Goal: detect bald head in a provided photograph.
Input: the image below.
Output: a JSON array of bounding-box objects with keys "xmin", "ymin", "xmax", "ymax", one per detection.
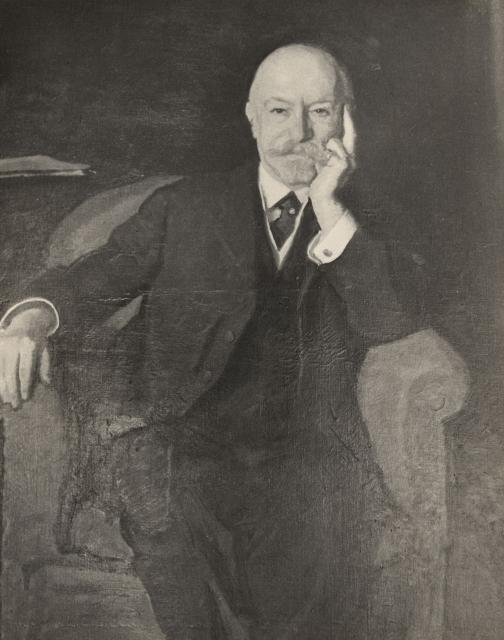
[
  {"xmin": 248, "ymin": 44, "xmax": 352, "ymax": 108},
  {"xmin": 246, "ymin": 44, "xmax": 354, "ymax": 189}
]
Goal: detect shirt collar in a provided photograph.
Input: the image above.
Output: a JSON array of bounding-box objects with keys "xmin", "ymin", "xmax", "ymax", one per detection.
[{"xmin": 258, "ymin": 164, "xmax": 310, "ymax": 210}]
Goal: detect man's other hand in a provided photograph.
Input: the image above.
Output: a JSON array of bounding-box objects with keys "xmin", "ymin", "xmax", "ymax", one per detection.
[
  {"xmin": 0, "ymin": 308, "xmax": 53, "ymax": 409},
  {"xmin": 310, "ymin": 105, "xmax": 357, "ymax": 233}
]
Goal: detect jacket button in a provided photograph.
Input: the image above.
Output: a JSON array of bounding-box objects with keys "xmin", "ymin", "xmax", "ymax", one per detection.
[
  {"xmin": 224, "ymin": 330, "xmax": 235, "ymax": 343},
  {"xmin": 203, "ymin": 369, "xmax": 213, "ymax": 382}
]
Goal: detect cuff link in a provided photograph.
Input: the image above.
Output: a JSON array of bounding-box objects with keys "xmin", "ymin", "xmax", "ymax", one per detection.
[{"xmin": 322, "ymin": 248, "xmax": 333, "ymax": 258}]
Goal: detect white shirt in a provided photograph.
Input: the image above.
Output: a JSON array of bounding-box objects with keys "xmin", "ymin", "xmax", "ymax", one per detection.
[
  {"xmin": 0, "ymin": 167, "xmax": 358, "ymax": 333},
  {"xmin": 258, "ymin": 164, "xmax": 358, "ymax": 269}
]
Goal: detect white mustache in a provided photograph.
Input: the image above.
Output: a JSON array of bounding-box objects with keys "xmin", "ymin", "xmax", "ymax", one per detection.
[{"xmin": 269, "ymin": 143, "xmax": 327, "ymax": 163}]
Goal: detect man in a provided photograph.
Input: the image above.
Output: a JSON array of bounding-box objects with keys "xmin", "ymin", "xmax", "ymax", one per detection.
[{"xmin": 0, "ymin": 44, "xmax": 424, "ymax": 638}]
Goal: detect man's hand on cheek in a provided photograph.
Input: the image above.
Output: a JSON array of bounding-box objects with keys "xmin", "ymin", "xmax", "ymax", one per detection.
[{"xmin": 309, "ymin": 105, "xmax": 356, "ymax": 233}]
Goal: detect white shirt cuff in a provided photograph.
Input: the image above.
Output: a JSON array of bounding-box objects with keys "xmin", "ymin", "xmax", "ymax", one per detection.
[
  {"xmin": 307, "ymin": 211, "xmax": 359, "ymax": 265},
  {"xmin": 0, "ymin": 298, "xmax": 60, "ymax": 336}
]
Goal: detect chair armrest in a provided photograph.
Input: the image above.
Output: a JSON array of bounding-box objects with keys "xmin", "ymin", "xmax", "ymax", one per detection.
[
  {"xmin": 358, "ymin": 328, "xmax": 469, "ymax": 423},
  {"xmin": 357, "ymin": 328, "xmax": 469, "ymax": 510}
]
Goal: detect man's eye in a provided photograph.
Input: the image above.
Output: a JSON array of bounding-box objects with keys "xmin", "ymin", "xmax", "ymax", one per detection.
[
  {"xmin": 311, "ymin": 108, "xmax": 330, "ymax": 117},
  {"xmin": 270, "ymin": 108, "xmax": 287, "ymax": 115}
]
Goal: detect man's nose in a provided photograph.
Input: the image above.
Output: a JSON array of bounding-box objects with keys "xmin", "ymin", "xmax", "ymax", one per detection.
[{"xmin": 290, "ymin": 111, "xmax": 313, "ymax": 143}]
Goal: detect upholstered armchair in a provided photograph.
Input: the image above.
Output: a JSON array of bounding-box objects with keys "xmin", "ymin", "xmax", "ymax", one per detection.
[{"xmin": 1, "ymin": 177, "xmax": 469, "ymax": 640}]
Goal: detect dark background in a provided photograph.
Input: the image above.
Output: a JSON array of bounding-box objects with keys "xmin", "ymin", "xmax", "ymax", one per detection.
[{"xmin": 0, "ymin": 2, "xmax": 503, "ymax": 634}]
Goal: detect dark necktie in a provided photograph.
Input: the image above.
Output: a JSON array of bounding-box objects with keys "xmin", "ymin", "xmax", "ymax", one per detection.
[{"xmin": 268, "ymin": 191, "xmax": 302, "ymax": 250}]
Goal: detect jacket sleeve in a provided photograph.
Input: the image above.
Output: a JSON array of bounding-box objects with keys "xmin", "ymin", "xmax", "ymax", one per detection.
[
  {"xmin": 11, "ymin": 186, "xmax": 170, "ymax": 338},
  {"xmin": 319, "ymin": 227, "xmax": 428, "ymax": 346}
]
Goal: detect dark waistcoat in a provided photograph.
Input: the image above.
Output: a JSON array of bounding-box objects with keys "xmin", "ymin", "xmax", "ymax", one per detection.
[{"xmin": 173, "ymin": 202, "xmax": 321, "ymax": 451}]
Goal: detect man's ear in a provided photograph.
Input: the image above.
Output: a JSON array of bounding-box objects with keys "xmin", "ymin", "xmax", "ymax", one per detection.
[{"xmin": 245, "ymin": 102, "xmax": 257, "ymax": 139}]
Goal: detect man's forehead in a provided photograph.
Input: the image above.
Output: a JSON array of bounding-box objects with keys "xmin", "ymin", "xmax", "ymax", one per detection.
[{"xmin": 260, "ymin": 83, "xmax": 338, "ymax": 106}]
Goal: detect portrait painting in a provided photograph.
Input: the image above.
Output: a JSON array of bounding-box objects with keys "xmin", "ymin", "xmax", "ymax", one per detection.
[{"xmin": 0, "ymin": 1, "xmax": 503, "ymax": 639}]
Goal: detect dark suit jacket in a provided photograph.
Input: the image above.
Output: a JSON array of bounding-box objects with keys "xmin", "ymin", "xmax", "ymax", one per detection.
[{"xmin": 19, "ymin": 163, "xmax": 424, "ymax": 438}]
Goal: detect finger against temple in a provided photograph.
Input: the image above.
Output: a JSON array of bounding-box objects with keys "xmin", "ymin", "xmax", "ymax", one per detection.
[{"xmin": 342, "ymin": 104, "xmax": 356, "ymax": 156}]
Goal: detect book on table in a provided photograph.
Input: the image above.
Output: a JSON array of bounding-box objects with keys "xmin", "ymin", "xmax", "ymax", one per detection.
[{"xmin": 0, "ymin": 155, "xmax": 90, "ymax": 178}]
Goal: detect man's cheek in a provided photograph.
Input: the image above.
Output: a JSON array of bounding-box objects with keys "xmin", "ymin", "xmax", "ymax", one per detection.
[{"xmin": 268, "ymin": 129, "xmax": 294, "ymax": 151}]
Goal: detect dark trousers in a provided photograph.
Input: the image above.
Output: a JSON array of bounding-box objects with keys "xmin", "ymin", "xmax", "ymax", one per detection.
[{"xmin": 117, "ymin": 425, "xmax": 374, "ymax": 640}]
